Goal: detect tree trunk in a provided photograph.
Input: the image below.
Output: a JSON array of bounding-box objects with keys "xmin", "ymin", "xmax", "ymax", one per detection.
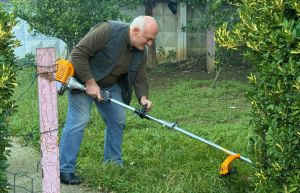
[{"xmin": 206, "ymin": 28, "xmax": 215, "ymax": 73}]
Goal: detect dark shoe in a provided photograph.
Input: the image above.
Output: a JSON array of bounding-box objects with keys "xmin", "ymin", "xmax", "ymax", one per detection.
[{"xmin": 60, "ymin": 172, "xmax": 83, "ymax": 185}]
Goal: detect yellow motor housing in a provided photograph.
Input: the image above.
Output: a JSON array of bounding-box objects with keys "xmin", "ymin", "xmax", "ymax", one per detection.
[
  {"xmin": 219, "ymin": 154, "xmax": 240, "ymax": 175},
  {"xmin": 55, "ymin": 59, "xmax": 74, "ymax": 84}
]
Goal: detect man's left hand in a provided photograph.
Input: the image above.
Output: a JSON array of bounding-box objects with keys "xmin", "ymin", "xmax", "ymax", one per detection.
[{"xmin": 140, "ymin": 96, "xmax": 153, "ymax": 112}]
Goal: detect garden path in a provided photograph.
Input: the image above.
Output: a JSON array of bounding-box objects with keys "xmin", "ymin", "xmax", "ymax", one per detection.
[{"xmin": 7, "ymin": 137, "xmax": 98, "ymax": 193}]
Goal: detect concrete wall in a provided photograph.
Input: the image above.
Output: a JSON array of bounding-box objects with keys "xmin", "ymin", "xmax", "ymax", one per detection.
[
  {"xmin": 154, "ymin": 3, "xmax": 179, "ymax": 51},
  {"xmin": 124, "ymin": 2, "xmax": 207, "ymax": 62},
  {"xmin": 13, "ymin": 2, "xmax": 207, "ymax": 62},
  {"xmin": 155, "ymin": 3, "xmax": 206, "ymax": 59},
  {"xmin": 187, "ymin": 6, "xmax": 207, "ymax": 57}
]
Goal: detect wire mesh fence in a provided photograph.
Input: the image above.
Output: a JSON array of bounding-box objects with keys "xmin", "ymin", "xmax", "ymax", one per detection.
[{"xmin": 7, "ymin": 160, "xmax": 42, "ymax": 193}]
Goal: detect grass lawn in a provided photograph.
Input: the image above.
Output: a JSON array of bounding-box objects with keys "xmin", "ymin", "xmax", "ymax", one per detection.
[{"xmin": 11, "ymin": 62, "xmax": 255, "ymax": 193}]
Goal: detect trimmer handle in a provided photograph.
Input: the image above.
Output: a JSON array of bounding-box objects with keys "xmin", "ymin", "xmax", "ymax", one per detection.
[
  {"xmin": 134, "ymin": 103, "xmax": 149, "ymax": 119},
  {"xmin": 100, "ymin": 91, "xmax": 112, "ymax": 102}
]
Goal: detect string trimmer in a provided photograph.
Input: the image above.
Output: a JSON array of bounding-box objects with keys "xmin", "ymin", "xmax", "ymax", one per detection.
[{"xmin": 55, "ymin": 59, "xmax": 253, "ymax": 175}]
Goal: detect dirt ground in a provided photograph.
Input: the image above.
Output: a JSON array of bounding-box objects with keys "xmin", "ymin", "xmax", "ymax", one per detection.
[
  {"xmin": 7, "ymin": 137, "xmax": 98, "ymax": 193},
  {"xmin": 148, "ymin": 59, "xmax": 250, "ymax": 82}
]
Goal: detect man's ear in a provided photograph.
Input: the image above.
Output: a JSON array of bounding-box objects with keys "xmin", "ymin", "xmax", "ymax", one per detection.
[{"xmin": 133, "ymin": 27, "xmax": 140, "ymax": 33}]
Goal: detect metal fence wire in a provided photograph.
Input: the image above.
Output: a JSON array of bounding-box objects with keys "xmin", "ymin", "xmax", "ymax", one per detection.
[{"xmin": 7, "ymin": 160, "xmax": 42, "ymax": 193}]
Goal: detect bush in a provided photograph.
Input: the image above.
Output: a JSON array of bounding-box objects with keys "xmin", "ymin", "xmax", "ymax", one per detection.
[
  {"xmin": 156, "ymin": 46, "xmax": 177, "ymax": 64},
  {"xmin": 216, "ymin": 0, "xmax": 300, "ymax": 192},
  {"xmin": 0, "ymin": 3, "xmax": 19, "ymax": 192},
  {"xmin": 15, "ymin": 53, "xmax": 36, "ymax": 67}
]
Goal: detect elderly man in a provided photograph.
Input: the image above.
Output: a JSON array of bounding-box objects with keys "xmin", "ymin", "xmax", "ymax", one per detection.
[{"xmin": 59, "ymin": 16, "xmax": 159, "ymax": 185}]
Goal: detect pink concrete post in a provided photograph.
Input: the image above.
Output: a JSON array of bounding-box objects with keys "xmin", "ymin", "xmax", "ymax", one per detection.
[
  {"xmin": 207, "ymin": 28, "xmax": 215, "ymax": 73},
  {"xmin": 36, "ymin": 48, "xmax": 60, "ymax": 193}
]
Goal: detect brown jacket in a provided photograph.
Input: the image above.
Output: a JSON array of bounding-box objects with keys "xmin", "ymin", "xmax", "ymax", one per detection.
[{"xmin": 70, "ymin": 21, "xmax": 148, "ymax": 101}]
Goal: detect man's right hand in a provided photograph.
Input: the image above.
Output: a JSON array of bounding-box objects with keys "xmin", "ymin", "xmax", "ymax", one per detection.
[{"xmin": 85, "ymin": 78, "xmax": 103, "ymax": 101}]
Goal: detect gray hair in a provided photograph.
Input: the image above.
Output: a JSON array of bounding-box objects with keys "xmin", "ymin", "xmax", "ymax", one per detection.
[{"xmin": 130, "ymin": 16, "xmax": 156, "ymax": 32}]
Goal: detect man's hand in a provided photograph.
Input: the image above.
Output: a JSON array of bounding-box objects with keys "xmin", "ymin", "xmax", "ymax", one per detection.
[
  {"xmin": 140, "ymin": 96, "xmax": 153, "ymax": 112},
  {"xmin": 85, "ymin": 78, "xmax": 103, "ymax": 102}
]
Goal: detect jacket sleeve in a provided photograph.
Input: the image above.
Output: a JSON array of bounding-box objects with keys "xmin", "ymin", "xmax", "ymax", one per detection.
[
  {"xmin": 133, "ymin": 57, "xmax": 149, "ymax": 99},
  {"xmin": 70, "ymin": 22, "xmax": 112, "ymax": 83}
]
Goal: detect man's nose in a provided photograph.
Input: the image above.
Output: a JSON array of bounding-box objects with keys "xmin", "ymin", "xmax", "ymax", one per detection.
[{"xmin": 146, "ymin": 40, "xmax": 153, "ymax": 47}]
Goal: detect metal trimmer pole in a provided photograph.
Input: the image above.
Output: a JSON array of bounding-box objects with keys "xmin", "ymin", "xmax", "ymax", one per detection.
[{"xmin": 108, "ymin": 98, "xmax": 253, "ymax": 164}]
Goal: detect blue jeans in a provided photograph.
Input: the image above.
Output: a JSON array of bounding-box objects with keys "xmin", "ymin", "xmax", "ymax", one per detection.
[{"xmin": 59, "ymin": 83, "xmax": 126, "ymax": 173}]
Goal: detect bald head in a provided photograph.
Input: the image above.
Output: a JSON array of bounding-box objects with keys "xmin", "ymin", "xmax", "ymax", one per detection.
[
  {"xmin": 129, "ymin": 16, "xmax": 159, "ymax": 50},
  {"xmin": 130, "ymin": 16, "xmax": 158, "ymax": 33}
]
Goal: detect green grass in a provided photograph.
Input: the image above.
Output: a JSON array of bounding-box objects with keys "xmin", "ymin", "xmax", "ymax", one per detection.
[{"xmin": 11, "ymin": 65, "xmax": 255, "ymax": 193}]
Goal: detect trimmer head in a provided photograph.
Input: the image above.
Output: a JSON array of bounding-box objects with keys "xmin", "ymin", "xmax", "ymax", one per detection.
[{"xmin": 219, "ymin": 154, "xmax": 240, "ymax": 176}]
